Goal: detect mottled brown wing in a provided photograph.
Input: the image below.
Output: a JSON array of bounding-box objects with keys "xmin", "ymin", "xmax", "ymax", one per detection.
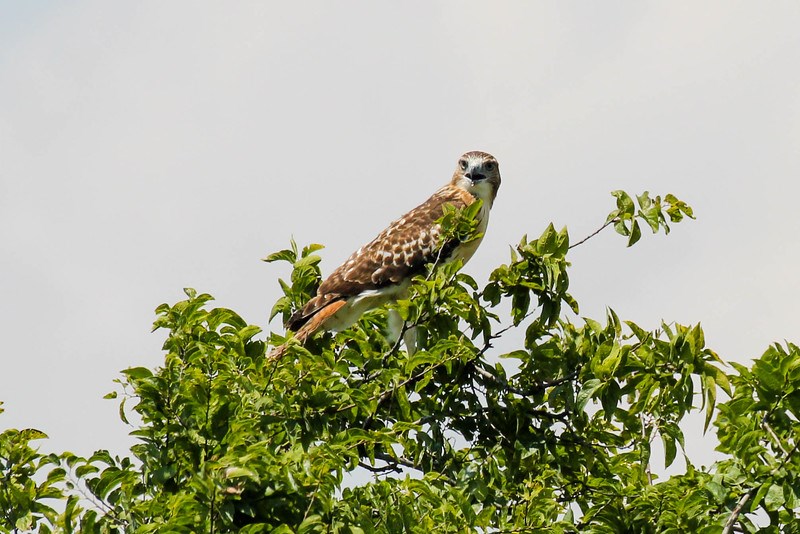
[{"xmin": 286, "ymin": 185, "xmax": 473, "ymax": 330}]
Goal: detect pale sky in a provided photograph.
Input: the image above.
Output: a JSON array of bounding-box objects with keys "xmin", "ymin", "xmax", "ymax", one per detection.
[{"xmin": 1, "ymin": 2, "xmax": 799, "ymax": 473}]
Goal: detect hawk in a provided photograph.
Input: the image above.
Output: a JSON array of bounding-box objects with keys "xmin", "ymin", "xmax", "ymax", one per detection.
[{"xmin": 269, "ymin": 151, "xmax": 501, "ymax": 360}]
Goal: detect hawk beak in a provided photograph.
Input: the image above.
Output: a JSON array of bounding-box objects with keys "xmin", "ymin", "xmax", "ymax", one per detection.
[{"xmin": 465, "ymin": 168, "xmax": 486, "ymax": 182}]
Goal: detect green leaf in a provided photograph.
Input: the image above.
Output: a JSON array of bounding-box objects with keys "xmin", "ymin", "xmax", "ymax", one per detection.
[
  {"xmin": 597, "ymin": 342, "xmax": 622, "ymax": 377},
  {"xmin": 703, "ymin": 373, "xmax": 717, "ymax": 431},
  {"xmin": 538, "ymin": 223, "xmax": 557, "ymax": 254},
  {"xmin": 224, "ymin": 467, "xmax": 257, "ymax": 480},
  {"xmin": 665, "ymin": 193, "xmax": 695, "ymax": 220},
  {"xmin": 705, "ymin": 480, "xmax": 726, "ymax": 503},
  {"xmin": 638, "ymin": 208, "xmax": 661, "ymax": 233},
  {"xmin": 662, "ymin": 431, "xmax": 677, "ymax": 468},
  {"xmin": 627, "ymin": 220, "xmax": 642, "ymax": 247},
  {"xmin": 15, "ymin": 513, "xmax": 33, "ymax": 532},
  {"xmin": 636, "ymin": 191, "xmax": 653, "ymax": 210},
  {"xmin": 612, "ymin": 190, "xmax": 635, "ymax": 217},
  {"xmin": 406, "ymin": 352, "xmax": 438, "ymax": 373},
  {"xmin": 395, "ymin": 384, "xmax": 411, "ymax": 420},
  {"xmin": 301, "ymin": 243, "xmax": 325, "ymax": 257},
  {"xmin": 75, "ymin": 464, "xmax": 99, "ymax": 478},
  {"xmin": 577, "ymin": 379, "xmax": 602, "ymax": 411},
  {"xmin": 764, "ymin": 483, "xmax": 786, "ymax": 511},
  {"xmin": 751, "ymin": 480, "xmax": 772, "ymax": 509},
  {"xmin": 119, "ymin": 397, "xmax": 129, "ymax": 425},
  {"xmin": 753, "ymin": 359, "xmax": 784, "ymax": 396},
  {"xmin": 262, "ymin": 248, "xmax": 296, "ymax": 264},
  {"xmin": 19, "ymin": 428, "xmax": 48, "ymax": 441},
  {"xmin": 584, "ymin": 317, "xmax": 603, "ymax": 334},
  {"xmin": 122, "ymin": 366, "xmax": 153, "ymax": 380}
]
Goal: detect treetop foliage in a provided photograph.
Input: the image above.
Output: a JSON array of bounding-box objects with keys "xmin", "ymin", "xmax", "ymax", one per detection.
[{"xmin": 2, "ymin": 191, "xmax": 799, "ymax": 533}]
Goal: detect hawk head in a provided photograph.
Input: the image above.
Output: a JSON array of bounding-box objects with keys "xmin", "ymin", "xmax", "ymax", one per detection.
[{"xmin": 450, "ymin": 151, "xmax": 501, "ymax": 207}]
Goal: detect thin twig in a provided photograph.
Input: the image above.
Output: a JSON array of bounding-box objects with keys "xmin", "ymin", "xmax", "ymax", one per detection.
[
  {"xmin": 386, "ymin": 319, "xmax": 412, "ymax": 357},
  {"xmin": 64, "ymin": 467, "xmax": 123, "ymax": 523},
  {"xmin": 302, "ymin": 480, "xmax": 322, "ymax": 523},
  {"xmin": 641, "ymin": 413, "xmax": 654, "ymax": 486},
  {"xmin": 568, "ymin": 219, "xmax": 617, "ymax": 249},
  {"xmin": 761, "ymin": 420, "xmax": 790, "ymax": 456}
]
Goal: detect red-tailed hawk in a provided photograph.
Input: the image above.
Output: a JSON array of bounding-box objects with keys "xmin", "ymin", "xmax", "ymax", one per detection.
[{"xmin": 269, "ymin": 151, "xmax": 501, "ymax": 360}]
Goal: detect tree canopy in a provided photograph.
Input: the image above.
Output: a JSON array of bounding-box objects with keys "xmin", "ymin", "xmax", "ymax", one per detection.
[{"xmin": 2, "ymin": 191, "xmax": 799, "ymax": 533}]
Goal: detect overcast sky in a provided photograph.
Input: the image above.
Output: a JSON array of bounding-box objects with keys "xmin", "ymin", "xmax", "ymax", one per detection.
[{"xmin": 1, "ymin": 2, "xmax": 799, "ymax": 474}]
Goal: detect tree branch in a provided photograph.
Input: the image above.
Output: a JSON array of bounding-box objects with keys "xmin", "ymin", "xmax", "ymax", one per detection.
[
  {"xmin": 373, "ymin": 451, "xmax": 418, "ymax": 471},
  {"xmin": 722, "ymin": 490, "xmax": 754, "ymax": 534},
  {"xmin": 761, "ymin": 420, "xmax": 790, "ymax": 456}
]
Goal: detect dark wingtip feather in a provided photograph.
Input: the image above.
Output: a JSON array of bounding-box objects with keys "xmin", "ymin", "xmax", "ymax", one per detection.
[{"xmin": 285, "ymin": 308, "xmax": 307, "ymax": 331}]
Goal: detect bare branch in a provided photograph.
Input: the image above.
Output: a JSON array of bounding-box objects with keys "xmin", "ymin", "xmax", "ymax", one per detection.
[
  {"xmin": 358, "ymin": 461, "xmax": 402, "ymax": 474},
  {"xmin": 722, "ymin": 490, "xmax": 753, "ymax": 534},
  {"xmin": 472, "ymin": 363, "xmax": 578, "ymax": 398},
  {"xmin": 373, "ymin": 452, "xmax": 418, "ymax": 471}
]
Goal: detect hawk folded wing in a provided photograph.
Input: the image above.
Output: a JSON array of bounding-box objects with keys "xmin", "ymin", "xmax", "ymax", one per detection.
[{"xmin": 286, "ymin": 185, "xmax": 472, "ymax": 331}]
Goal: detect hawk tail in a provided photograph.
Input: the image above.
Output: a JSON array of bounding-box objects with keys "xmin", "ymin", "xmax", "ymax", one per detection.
[{"xmin": 267, "ymin": 300, "xmax": 347, "ymax": 361}]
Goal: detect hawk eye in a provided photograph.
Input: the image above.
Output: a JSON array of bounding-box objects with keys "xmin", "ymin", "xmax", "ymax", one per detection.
[
  {"xmin": 459, "ymin": 159, "xmax": 468, "ymax": 170},
  {"xmin": 484, "ymin": 161, "xmax": 495, "ymax": 171}
]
